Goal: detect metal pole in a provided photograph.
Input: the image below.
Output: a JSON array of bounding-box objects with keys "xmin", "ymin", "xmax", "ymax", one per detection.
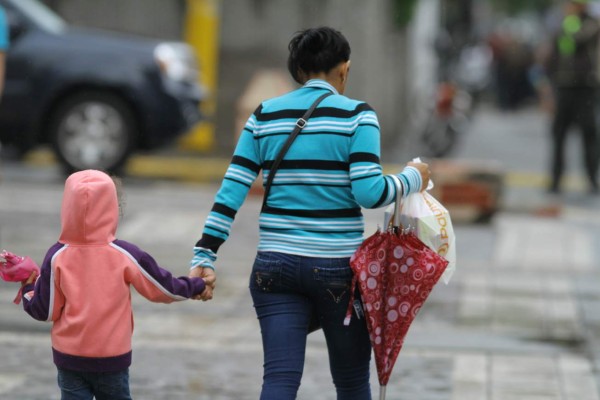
[{"xmin": 379, "ymin": 385, "xmax": 387, "ymax": 400}]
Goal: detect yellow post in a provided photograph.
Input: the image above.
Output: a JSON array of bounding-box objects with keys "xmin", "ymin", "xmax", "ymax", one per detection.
[{"xmin": 179, "ymin": 0, "xmax": 220, "ymax": 152}]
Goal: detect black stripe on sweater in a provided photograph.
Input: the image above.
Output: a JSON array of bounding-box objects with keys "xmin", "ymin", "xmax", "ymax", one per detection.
[
  {"xmin": 254, "ymin": 103, "xmax": 374, "ymax": 122},
  {"xmin": 212, "ymin": 203, "xmax": 237, "ymax": 219},
  {"xmin": 262, "ymin": 159, "xmax": 349, "ymax": 171},
  {"xmin": 195, "ymin": 233, "xmax": 225, "ymax": 253},
  {"xmin": 269, "ymin": 182, "xmax": 350, "ymax": 188},
  {"xmin": 349, "ymin": 152, "xmax": 380, "ymax": 164},
  {"xmin": 372, "ymin": 177, "xmax": 391, "ymax": 208},
  {"xmin": 253, "ymin": 130, "xmax": 354, "ymax": 139},
  {"xmin": 261, "ymin": 227, "xmax": 364, "ymax": 234},
  {"xmin": 262, "ymin": 206, "xmax": 362, "ymax": 218},
  {"xmin": 231, "ymin": 155, "xmax": 261, "ymax": 174}
]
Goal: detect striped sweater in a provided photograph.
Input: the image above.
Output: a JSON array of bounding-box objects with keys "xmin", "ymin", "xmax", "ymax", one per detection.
[{"xmin": 192, "ymin": 79, "xmax": 421, "ymax": 268}]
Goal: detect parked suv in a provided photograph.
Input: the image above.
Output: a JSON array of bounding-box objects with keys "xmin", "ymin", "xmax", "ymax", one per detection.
[{"xmin": 0, "ymin": 0, "xmax": 205, "ymax": 172}]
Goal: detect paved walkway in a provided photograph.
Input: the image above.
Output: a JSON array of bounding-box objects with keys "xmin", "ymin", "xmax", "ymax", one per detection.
[
  {"xmin": 2, "ymin": 105, "xmax": 600, "ymax": 399},
  {"xmin": 1, "ymin": 177, "xmax": 600, "ymax": 399}
]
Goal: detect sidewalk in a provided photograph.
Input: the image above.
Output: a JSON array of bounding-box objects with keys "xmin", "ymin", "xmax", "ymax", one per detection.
[
  {"xmin": 2, "ymin": 182, "xmax": 600, "ymax": 399},
  {"xmin": 2, "ymin": 105, "xmax": 600, "ymax": 399}
]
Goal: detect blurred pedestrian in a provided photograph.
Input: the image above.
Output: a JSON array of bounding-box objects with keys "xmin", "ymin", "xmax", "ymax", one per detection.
[
  {"xmin": 488, "ymin": 29, "xmax": 536, "ymax": 110},
  {"xmin": 20, "ymin": 170, "xmax": 213, "ymax": 399},
  {"xmin": 0, "ymin": 5, "xmax": 7, "ymax": 98},
  {"xmin": 529, "ymin": 41, "xmax": 556, "ymax": 113},
  {"xmin": 189, "ymin": 26, "xmax": 430, "ymax": 400},
  {"xmin": 545, "ymin": 0, "xmax": 600, "ymax": 193}
]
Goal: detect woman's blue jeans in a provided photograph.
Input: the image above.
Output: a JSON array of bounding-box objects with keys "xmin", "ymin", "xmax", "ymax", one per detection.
[
  {"xmin": 57, "ymin": 368, "xmax": 131, "ymax": 400},
  {"xmin": 249, "ymin": 251, "xmax": 372, "ymax": 400}
]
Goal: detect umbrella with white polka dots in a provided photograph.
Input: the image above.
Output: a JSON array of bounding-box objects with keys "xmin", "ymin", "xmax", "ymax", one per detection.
[{"xmin": 345, "ymin": 200, "xmax": 448, "ymax": 399}]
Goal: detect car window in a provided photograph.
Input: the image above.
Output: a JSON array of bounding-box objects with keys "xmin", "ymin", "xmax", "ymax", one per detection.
[{"xmin": 5, "ymin": 0, "xmax": 66, "ymax": 34}]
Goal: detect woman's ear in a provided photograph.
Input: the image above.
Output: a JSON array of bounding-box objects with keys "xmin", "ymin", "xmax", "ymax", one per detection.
[
  {"xmin": 336, "ymin": 60, "xmax": 351, "ymax": 94},
  {"xmin": 341, "ymin": 60, "xmax": 351, "ymax": 83}
]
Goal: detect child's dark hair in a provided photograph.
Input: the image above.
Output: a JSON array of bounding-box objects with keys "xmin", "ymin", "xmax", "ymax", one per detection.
[{"xmin": 287, "ymin": 27, "xmax": 351, "ymax": 84}]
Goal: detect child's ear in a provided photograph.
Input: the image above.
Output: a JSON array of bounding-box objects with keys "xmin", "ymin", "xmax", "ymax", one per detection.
[{"xmin": 111, "ymin": 175, "xmax": 125, "ymax": 218}]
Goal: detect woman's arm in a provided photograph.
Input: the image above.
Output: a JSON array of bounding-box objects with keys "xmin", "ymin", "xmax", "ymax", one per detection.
[{"xmin": 349, "ymin": 105, "xmax": 425, "ymax": 208}]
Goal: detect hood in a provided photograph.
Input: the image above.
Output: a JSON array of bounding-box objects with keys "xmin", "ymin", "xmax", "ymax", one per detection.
[{"xmin": 59, "ymin": 170, "xmax": 118, "ymax": 245}]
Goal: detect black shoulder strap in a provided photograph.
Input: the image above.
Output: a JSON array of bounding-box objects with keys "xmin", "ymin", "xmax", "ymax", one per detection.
[{"xmin": 261, "ymin": 91, "xmax": 333, "ymax": 211}]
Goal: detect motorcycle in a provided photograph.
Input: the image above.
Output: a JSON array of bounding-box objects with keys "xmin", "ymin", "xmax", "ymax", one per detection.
[{"xmin": 416, "ymin": 42, "xmax": 492, "ymax": 157}]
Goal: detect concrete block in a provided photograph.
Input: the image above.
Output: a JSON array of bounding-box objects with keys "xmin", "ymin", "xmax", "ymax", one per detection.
[{"xmin": 429, "ymin": 159, "xmax": 504, "ymax": 224}]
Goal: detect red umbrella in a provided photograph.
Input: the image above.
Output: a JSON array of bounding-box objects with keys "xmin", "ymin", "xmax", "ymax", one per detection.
[{"xmin": 346, "ymin": 193, "xmax": 449, "ymax": 399}]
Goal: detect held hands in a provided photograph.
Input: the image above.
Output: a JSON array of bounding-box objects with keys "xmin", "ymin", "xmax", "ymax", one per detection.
[
  {"xmin": 189, "ymin": 266, "xmax": 216, "ymax": 301},
  {"xmin": 407, "ymin": 161, "xmax": 431, "ymax": 192}
]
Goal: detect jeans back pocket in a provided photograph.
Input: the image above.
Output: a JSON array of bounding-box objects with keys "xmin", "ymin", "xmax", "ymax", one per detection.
[
  {"xmin": 313, "ymin": 266, "xmax": 352, "ymax": 304},
  {"xmin": 251, "ymin": 253, "xmax": 282, "ymax": 293}
]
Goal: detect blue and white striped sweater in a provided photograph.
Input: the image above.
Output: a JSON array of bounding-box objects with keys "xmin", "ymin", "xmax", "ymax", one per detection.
[{"xmin": 192, "ymin": 79, "xmax": 421, "ymax": 268}]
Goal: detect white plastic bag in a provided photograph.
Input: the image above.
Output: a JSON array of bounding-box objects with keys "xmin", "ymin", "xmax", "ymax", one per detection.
[
  {"xmin": 399, "ymin": 190, "xmax": 456, "ymax": 284},
  {"xmin": 384, "ymin": 159, "xmax": 456, "ymax": 284}
]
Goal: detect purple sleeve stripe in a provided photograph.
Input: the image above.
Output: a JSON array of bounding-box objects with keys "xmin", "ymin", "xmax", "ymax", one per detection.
[
  {"xmin": 22, "ymin": 243, "xmax": 65, "ymax": 321},
  {"xmin": 111, "ymin": 240, "xmax": 205, "ymax": 299}
]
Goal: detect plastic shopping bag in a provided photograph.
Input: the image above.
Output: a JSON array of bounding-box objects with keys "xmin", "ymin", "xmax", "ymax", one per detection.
[
  {"xmin": 398, "ymin": 190, "xmax": 456, "ymax": 284},
  {"xmin": 384, "ymin": 158, "xmax": 456, "ymax": 284}
]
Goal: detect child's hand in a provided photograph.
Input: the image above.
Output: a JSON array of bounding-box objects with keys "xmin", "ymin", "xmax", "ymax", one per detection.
[
  {"xmin": 197, "ymin": 285, "xmax": 213, "ymax": 301},
  {"xmin": 189, "ymin": 267, "xmax": 216, "ymax": 301},
  {"xmin": 21, "ymin": 271, "xmax": 37, "ymax": 287}
]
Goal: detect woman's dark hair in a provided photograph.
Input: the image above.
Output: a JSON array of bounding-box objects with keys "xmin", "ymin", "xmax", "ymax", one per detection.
[{"xmin": 287, "ymin": 27, "xmax": 351, "ymax": 84}]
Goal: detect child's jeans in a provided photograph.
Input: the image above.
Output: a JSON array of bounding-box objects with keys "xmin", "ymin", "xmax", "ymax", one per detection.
[
  {"xmin": 57, "ymin": 368, "xmax": 131, "ymax": 400},
  {"xmin": 249, "ymin": 251, "xmax": 372, "ymax": 400}
]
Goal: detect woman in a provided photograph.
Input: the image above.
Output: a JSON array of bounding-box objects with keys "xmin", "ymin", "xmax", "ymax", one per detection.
[{"xmin": 189, "ymin": 26, "xmax": 430, "ymax": 400}]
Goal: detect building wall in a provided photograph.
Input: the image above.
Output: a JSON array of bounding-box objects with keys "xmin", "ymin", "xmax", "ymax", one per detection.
[
  {"xmin": 46, "ymin": 0, "xmax": 185, "ymax": 40},
  {"xmin": 217, "ymin": 0, "xmax": 413, "ymax": 152}
]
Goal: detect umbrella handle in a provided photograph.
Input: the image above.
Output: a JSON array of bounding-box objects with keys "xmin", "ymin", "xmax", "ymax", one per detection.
[
  {"xmin": 389, "ymin": 175, "xmax": 403, "ymax": 229},
  {"xmin": 379, "ymin": 385, "xmax": 387, "ymax": 400},
  {"xmin": 343, "ymin": 274, "xmax": 358, "ymax": 326}
]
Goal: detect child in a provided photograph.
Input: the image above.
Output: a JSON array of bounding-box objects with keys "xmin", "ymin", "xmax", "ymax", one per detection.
[{"xmin": 20, "ymin": 169, "xmax": 213, "ymax": 399}]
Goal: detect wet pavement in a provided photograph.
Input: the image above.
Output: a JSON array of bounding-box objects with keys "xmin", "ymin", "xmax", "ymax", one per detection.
[{"xmin": 2, "ymin": 105, "xmax": 600, "ymax": 399}]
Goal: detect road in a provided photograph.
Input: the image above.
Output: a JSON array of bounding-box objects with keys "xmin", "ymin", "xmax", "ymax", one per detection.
[{"xmin": 1, "ymin": 104, "xmax": 600, "ymax": 399}]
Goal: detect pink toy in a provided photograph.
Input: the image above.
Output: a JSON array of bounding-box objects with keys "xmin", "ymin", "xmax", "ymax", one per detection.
[{"xmin": 0, "ymin": 250, "xmax": 40, "ymax": 304}]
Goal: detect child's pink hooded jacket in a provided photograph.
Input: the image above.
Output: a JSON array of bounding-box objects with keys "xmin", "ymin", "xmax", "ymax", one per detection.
[{"xmin": 22, "ymin": 170, "xmax": 205, "ymax": 373}]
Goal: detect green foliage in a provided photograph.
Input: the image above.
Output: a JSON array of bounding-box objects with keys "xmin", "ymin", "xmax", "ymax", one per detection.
[{"xmin": 392, "ymin": 0, "xmax": 419, "ymax": 28}]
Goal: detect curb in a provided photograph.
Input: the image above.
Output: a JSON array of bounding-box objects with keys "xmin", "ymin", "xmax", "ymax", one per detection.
[
  {"xmin": 23, "ymin": 148, "xmax": 591, "ymax": 218},
  {"xmin": 23, "ymin": 148, "xmax": 230, "ymax": 183},
  {"xmin": 23, "ymin": 148, "xmax": 589, "ymax": 187}
]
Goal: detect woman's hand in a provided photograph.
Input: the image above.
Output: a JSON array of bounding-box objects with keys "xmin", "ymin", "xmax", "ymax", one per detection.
[
  {"xmin": 189, "ymin": 267, "xmax": 216, "ymax": 301},
  {"xmin": 407, "ymin": 161, "xmax": 431, "ymax": 191}
]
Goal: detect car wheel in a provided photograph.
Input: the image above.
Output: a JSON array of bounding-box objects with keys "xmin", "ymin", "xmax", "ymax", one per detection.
[{"xmin": 49, "ymin": 91, "xmax": 138, "ymax": 173}]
